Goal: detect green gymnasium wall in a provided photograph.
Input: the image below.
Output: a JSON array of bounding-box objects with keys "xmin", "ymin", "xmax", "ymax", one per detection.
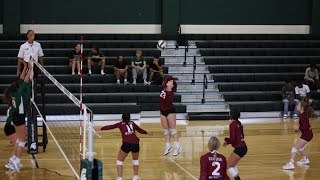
[
  {"xmin": 2, "ymin": 0, "xmax": 320, "ymax": 35},
  {"xmin": 180, "ymin": 0, "xmax": 311, "ymax": 25},
  {"xmin": 20, "ymin": 0, "xmax": 162, "ymax": 24}
]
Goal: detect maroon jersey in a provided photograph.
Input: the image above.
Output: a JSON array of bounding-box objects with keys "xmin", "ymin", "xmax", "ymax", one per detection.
[
  {"xmin": 101, "ymin": 121, "xmax": 147, "ymax": 144},
  {"xmin": 225, "ymin": 120, "xmax": 246, "ymax": 148},
  {"xmin": 160, "ymin": 90, "xmax": 175, "ymax": 111},
  {"xmin": 200, "ymin": 152, "xmax": 229, "ymax": 180},
  {"xmin": 299, "ymin": 112, "xmax": 313, "ymax": 141}
]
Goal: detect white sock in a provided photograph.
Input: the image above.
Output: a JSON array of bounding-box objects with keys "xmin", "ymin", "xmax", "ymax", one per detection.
[
  {"xmin": 290, "ymin": 159, "xmax": 294, "ymax": 163},
  {"xmin": 89, "ymin": 70, "xmax": 92, "ymax": 74},
  {"xmin": 174, "ymin": 141, "xmax": 180, "ymax": 148},
  {"xmin": 16, "ymin": 157, "xmax": 21, "ymax": 164},
  {"xmin": 133, "ymin": 79, "xmax": 137, "ymax": 83},
  {"xmin": 124, "ymin": 79, "xmax": 127, "ymax": 82},
  {"xmin": 117, "ymin": 79, "xmax": 120, "ymax": 83},
  {"xmin": 12, "ymin": 155, "xmax": 17, "ymax": 159},
  {"xmin": 101, "ymin": 70, "xmax": 104, "ymax": 73},
  {"xmin": 166, "ymin": 142, "xmax": 171, "ymax": 149},
  {"xmin": 228, "ymin": 167, "xmax": 238, "ymax": 177}
]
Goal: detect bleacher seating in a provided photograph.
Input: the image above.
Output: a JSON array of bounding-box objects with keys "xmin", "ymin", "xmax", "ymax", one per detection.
[
  {"xmin": 197, "ymin": 38, "xmax": 320, "ymax": 112},
  {"xmin": 0, "ymin": 35, "xmax": 186, "ymax": 115}
]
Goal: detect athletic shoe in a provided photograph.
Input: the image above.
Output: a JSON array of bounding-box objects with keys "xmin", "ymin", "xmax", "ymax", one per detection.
[
  {"xmin": 297, "ymin": 158, "xmax": 310, "ymax": 165},
  {"xmin": 173, "ymin": 146, "xmax": 181, "ymax": 156},
  {"xmin": 87, "ymin": 73, "xmax": 91, "ymax": 76},
  {"xmin": 293, "ymin": 114, "xmax": 298, "ymax": 119},
  {"xmin": 116, "ymin": 177, "xmax": 122, "ymax": 180},
  {"xmin": 72, "ymin": 72, "xmax": 75, "ymax": 75},
  {"xmin": 5, "ymin": 161, "xmax": 13, "ymax": 170},
  {"xmin": 116, "ymin": 81, "xmax": 120, "ymax": 85},
  {"xmin": 148, "ymin": 81, "xmax": 153, "ymax": 85},
  {"xmin": 9, "ymin": 159, "xmax": 21, "ymax": 172},
  {"xmin": 143, "ymin": 81, "xmax": 149, "ymax": 85},
  {"xmin": 163, "ymin": 147, "xmax": 172, "ymax": 156},
  {"xmin": 124, "ymin": 81, "xmax": 129, "ymax": 85},
  {"xmin": 282, "ymin": 161, "xmax": 295, "ymax": 170},
  {"xmin": 132, "ymin": 175, "xmax": 141, "ymax": 180},
  {"xmin": 317, "ymin": 89, "xmax": 320, "ymax": 93},
  {"xmin": 132, "ymin": 81, "xmax": 137, "ymax": 85},
  {"xmin": 78, "ymin": 72, "xmax": 81, "ymax": 75},
  {"xmin": 101, "ymin": 72, "xmax": 106, "ymax": 76},
  {"xmin": 283, "ymin": 114, "xmax": 288, "ymax": 119}
]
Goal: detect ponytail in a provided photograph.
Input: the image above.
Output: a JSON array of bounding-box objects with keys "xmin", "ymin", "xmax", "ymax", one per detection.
[
  {"xmin": 301, "ymin": 99, "xmax": 314, "ymax": 118},
  {"xmin": 2, "ymin": 80, "xmax": 20, "ymax": 107},
  {"xmin": 211, "ymin": 150, "xmax": 217, "ymax": 166}
]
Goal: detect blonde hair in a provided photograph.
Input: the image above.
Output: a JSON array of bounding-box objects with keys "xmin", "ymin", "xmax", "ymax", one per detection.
[
  {"xmin": 207, "ymin": 136, "xmax": 220, "ymax": 166},
  {"xmin": 300, "ymin": 99, "xmax": 314, "ymax": 118}
]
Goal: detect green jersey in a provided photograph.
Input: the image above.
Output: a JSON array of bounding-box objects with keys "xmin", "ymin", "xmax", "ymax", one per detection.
[
  {"xmin": 6, "ymin": 106, "xmax": 14, "ymax": 124},
  {"xmin": 11, "ymin": 79, "xmax": 31, "ymax": 114},
  {"xmin": 131, "ymin": 57, "xmax": 145, "ymax": 67}
]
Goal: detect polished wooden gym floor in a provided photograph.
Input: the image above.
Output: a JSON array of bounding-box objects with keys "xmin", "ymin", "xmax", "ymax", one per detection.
[{"xmin": 0, "ymin": 118, "xmax": 319, "ymax": 180}]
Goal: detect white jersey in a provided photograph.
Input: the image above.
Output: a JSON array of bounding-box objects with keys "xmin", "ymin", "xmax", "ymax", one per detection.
[{"xmin": 17, "ymin": 41, "xmax": 44, "ymax": 62}]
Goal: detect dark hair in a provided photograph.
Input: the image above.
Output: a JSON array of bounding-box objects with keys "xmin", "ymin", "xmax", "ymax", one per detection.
[
  {"xmin": 117, "ymin": 55, "xmax": 124, "ymax": 59},
  {"xmin": 297, "ymin": 80, "xmax": 303, "ymax": 85},
  {"xmin": 300, "ymin": 99, "xmax": 314, "ymax": 118},
  {"xmin": 92, "ymin": 46, "xmax": 99, "ymax": 51},
  {"xmin": 310, "ymin": 64, "xmax": 316, "ymax": 68},
  {"xmin": 229, "ymin": 108, "xmax": 240, "ymax": 120},
  {"xmin": 173, "ymin": 81, "xmax": 177, "ymax": 92},
  {"xmin": 153, "ymin": 55, "xmax": 159, "ymax": 59},
  {"xmin": 26, "ymin": 30, "xmax": 34, "ymax": 35},
  {"xmin": 285, "ymin": 80, "xmax": 292, "ymax": 84},
  {"xmin": 2, "ymin": 80, "xmax": 20, "ymax": 107},
  {"xmin": 122, "ymin": 112, "xmax": 131, "ymax": 124}
]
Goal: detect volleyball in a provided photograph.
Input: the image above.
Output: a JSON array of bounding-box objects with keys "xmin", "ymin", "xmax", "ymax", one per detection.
[{"xmin": 157, "ymin": 40, "xmax": 166, "ymax": 50}]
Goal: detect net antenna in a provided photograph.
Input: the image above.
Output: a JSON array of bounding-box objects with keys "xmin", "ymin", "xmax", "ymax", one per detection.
[{"xmin": 32, "ymin": 56, "xmax": 94, "ymax": 179}]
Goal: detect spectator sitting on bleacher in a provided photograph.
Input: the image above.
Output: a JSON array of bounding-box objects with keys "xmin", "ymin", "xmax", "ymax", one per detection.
[
  {"xmin": 304, "ymin": 64, "xmax": 320, "ymax": 93},
  {"xmin": 282, "ymin": 80, "xmax": 299, "ymax": 119},
  {"xmin": 148, "ymin": 55, "xmax": 164, "ymax": 85},
  {"xmin": 295, "ymin": 81, "xmax": 312, "ymax": 105},
  {"xmin": 114, "ymin": 55, "xmax": 129, "ymax": 85},
  {"xmin": 131, "ymin": 50, "xmax": 148, "ymax": 85},
  {"xmin": 87, "ymin": 46, "xmax": 106, "ymax": 76},
  {"xmin": 69, "ymin": 43, "xmax": 81, "ymax": 75}
]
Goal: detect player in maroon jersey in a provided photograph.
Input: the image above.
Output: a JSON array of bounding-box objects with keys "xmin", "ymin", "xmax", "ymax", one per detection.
[
  {"xmin": 95, "ymin": 112, "xmax": 152, "ymax": 180},
  {"xmin": 223, "ymin": 109, "xmax": 247, "ymax": 180},
  {"xmin": 200, "ymin": 136, "xmax": 229, "ymax": 180},
  {"xmin": 160, "ymin": 76, "xmax": 180, "ymax": 156},
  {"xmin": 283, "ymin": 99, "xmax": 313, "ymax": 170}
]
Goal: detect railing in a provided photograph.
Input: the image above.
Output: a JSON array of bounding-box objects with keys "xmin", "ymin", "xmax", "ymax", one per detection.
[
  {"xmin": 202, "ymin": 74, "xmax": 208, "ymax": 104},
  {"xmin": 176, "ymin": 25, "xmax": 181, "ymax": 50},
  {"xmin": 183, "ymin": 42, "xmax": 189, "ymax": 67},
  {"xmin": 192, "ymin": 55, "xmax": 196, "ymax": 84}
]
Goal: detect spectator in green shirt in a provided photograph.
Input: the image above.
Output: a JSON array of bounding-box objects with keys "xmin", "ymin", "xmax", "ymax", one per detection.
[
  {"xmin": 87, "ymin": 46, "xmax": 106, "ymax": 76},
  {"xmin": 131, "ymin": 50, "xmax": 148, "ymax": 85}
]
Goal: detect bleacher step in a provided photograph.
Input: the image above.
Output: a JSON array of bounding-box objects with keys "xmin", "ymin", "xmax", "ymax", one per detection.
[{"xmin": 187, "ymin": 112, "xmax": 230, "ymax": 120}]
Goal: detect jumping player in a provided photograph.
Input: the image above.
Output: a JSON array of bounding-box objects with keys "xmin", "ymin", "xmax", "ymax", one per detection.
[
  {"xmin": 282, "ymin": 99, "xmax": 313, "ymax": 170},
  {"xmin": 200, "ymin": 136, "xmax": 229, "ymax": 180},
  {"xmin": 160, "ymin": 76, "xmax": 180, "ymax": 156},
  {"xmin": 223, "ymin": 109, "xmax": 247, "ymax": 180},
  {"xmin": 95, "ymin": 112, "xmax": 152, "ymax": 180},
  {"xmin": 2, "ymin": 61, "xmax": 32, "ymax": 172}
]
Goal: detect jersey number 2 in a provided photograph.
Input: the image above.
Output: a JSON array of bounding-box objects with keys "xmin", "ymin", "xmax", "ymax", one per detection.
[{"xmin": 211, "ymin": 162, "xmax": 221, "ymax": 176}]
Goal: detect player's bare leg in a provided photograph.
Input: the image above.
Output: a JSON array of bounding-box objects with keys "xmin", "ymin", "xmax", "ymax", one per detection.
[
  {"xmin": 76, "ymin": 60, "xmax": 80, "ymax": 75},
  {"xmin": 117, "ymin": 150, "xmax": 128, "ymax": 179},
  {"xmin": 131, "ymin": 152, "xmax": 140, "ymax": 180},
  {"xmin": 100, "ymin": 58, "xmax": 106, "ymax": 75},
  {"xmin": 283, "ymin": 138, "xmax": 308, "ymax": 170},
  {"xmin": 10, "ymin": 124, "xmax": 26, "ymax": 172},
  {"xmin": 87, "ymin": 58, "xmax": 92, "ymax": 75},
  {"xmin": 227, "ymin": 152, "xmax": 241, "ymax": 180},
  {"xmin": 71, "ymin": 60, "xmax": 76, "ymax": 75},
  {"xmin": 167, "ymin": 113, "xmax": 180, "ymax": 156},
  {"xmin": 160, "ymin": 115, "xmax": 172, "ymax": 155}
]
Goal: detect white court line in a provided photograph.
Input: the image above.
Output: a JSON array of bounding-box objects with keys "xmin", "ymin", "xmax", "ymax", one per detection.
[{"xmin": 168, "ymin": 157, "xmax": 197, "ymax": 180}]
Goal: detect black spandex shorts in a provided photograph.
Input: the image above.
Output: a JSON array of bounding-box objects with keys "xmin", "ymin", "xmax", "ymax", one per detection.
[
  {"xmin": 160, "ymin": 108, "xmax": 176, "ymax": 117},
  {"xmin": 12, "ymin": 113, "xmax": 26, "ymax": 126},
  {"xmin": 121, "ymin": 142, "xmax": 140, "ymax": 153},
  {"xmin": 4, "ymin": 123, "xmax": 16, "ymax": 136},
  {"xmin": 234, "ymin": 146, "xmax": 248, "ymax": 158}
]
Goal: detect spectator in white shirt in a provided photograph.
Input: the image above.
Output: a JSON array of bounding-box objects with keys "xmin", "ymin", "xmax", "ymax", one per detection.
[
  {"xmin": 304, "ymin": 64, "xmax": 319, "ymax": 92},
  {"xmin": 17, "ymin": 30, "xmax": 44, "ymax": 77},
  {"xmin": 295, "ymin": 81, "xmax": 312, "ymax": 104}
]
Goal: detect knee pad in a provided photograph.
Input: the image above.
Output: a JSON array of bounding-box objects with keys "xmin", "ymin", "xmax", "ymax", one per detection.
[
  {"xmin": 234, "ymin": 167, "xmax": 239, "ymax": 174},
  {"xmin": 228, "ymin": 167, "xmax": 238, "ymax": 177},
  {"xmin": 4, "ymin": 123, "xmax": 16, "ymax": 136},
  {"xmin": 164, "ymin": 129, "xmax": 170, "ymax": 136},
  {"xmin": 291, "ymin": 147, "xmax": 298, "ymax": 153},
  {"xmin": 117, "ymin": 160, "xmax": 124, "ymax": 166},
  {"xmin": 299, "ymin": 147, "xmax": 305, "ymax": 152},
  {"xmin": 18, "ymin": 141, "xmax": 26, "ymax": 148},
  {"xmin": 133, "ymin": 160, "xmax": 139, "ymax": 166},
  {"xmin": 169, "ymin": 128, "xmax": 177, "ymax": 135}
]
